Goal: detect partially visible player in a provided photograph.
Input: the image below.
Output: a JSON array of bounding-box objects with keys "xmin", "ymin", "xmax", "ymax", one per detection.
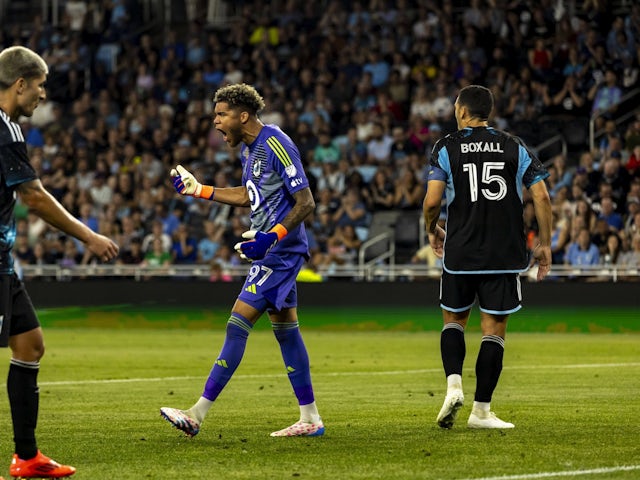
[
  {"xmin": 0, "ymin": 46, "xmax": 119, "ymax": 477},
  {"xmin": 160, "ymin": 83, "xmax": 323, "ymax": 437},
  {"xmin": 423, "ymin": 85, "xmax": 552, "ymax": 429}
]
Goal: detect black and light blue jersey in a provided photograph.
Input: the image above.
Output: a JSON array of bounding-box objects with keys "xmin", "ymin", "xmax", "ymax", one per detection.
[
  {"xmin": 0, "ymin": 108, "xmax": 38, "ymax": 274},
  {"xmin": 428, "ymin": 126, "xmax": 549, "ymax": 274},
  {"xmin": 240, "ymin": 124, "xmax": 309, "ymax": 258}
]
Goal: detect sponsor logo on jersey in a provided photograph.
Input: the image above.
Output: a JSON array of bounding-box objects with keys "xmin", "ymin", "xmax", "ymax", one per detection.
[
  {"xmin": 285, "ymin": 164, "xmax": 297, "ymax": 178},
  {"xmin": 252, "ymin": 160, "xmax": 261, "ymax": 177},
  {"xmin": 460, "ymin": 142, "xmax": 504, "ymax": 153},
  {"xmin": 290, "ymin": 178, "xmax": 303, "ymax": 187},
  {"xmin": 244, "ymin": 284, "xmax": 257, "ymax": 294}
]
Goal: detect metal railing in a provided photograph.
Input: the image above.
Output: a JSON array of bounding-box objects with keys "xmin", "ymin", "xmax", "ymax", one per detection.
[
  {"xmin": 357, "ymin": 231, "xmax": 395, "ymax": 281},
  {"xmin": 536, "ymin": 134, "xmax": 567, "ymax": 164},
  {"xmin": 17, "ymin": 263, "xmax": 639, "ymax": 282}
]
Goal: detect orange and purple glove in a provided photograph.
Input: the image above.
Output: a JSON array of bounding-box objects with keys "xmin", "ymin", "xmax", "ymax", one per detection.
[
  {"xmin": 234, "ymin": 224, "xmax": 288, "ymax": 261},
  {"xmin": 170, "ymin": 165, "xmax": 215, "ymax": 200}
]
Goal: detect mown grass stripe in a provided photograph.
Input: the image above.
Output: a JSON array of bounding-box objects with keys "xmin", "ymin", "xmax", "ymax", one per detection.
[{"xmin": 464, "ymin": 464, "xmax": 640, "ymax": 480}]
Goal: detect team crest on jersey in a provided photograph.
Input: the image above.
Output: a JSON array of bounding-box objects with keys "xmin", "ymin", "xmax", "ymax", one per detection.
[
  {"xmin": 285, "ymin": 164, "xmax": 297, "ymax": 178},
  {"xmin": 252, "ymin": 160, "xmax": 262, "ymax": 177}
]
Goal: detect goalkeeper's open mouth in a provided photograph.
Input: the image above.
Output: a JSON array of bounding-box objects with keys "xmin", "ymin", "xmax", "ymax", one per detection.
[{"xmin": 217, "ymin": 128, "xmax": 228, "ymax": 142}]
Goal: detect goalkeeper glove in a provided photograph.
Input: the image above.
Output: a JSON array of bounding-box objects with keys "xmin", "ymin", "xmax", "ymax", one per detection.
[
  {"xmin": 234, "ymin": 224, "xmax": 288, "ymax": 261},
  {"xmin": 170, "ymin": 165, "xmax": 215, "ymax": 200}
]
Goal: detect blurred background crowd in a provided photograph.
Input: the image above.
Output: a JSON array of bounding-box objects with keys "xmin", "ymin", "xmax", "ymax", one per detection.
[{"xmin": 2, "ymin": 0, "xmax": 640, "ymax": 280}]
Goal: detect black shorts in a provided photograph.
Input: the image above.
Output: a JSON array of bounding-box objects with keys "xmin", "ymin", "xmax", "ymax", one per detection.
[
  {"xmin": 0, "ymin": 273, "xmax": 40, "ymax": 347},
  {"xmin": 439, "ymin": 271, "xmax": 522, "ymax": 315}
]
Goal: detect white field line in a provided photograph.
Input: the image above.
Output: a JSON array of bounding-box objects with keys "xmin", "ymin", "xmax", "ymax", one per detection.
[
  {"xmin": 462, "ymin": 464, "xmax": 640, "ymax": 480},
  {"xmin": 38, "ymin": 362, "xmax": 640, "ymax": 387}
]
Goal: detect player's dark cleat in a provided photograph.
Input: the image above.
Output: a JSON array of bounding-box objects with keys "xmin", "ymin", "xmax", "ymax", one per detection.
[
  {"xmin": 160, "ymin": 407, "xmax": 201, "ymax": 437},
  {"xmin": 436, "ymin": 389, "xmax": 464, "ymax": 429},
  {"xmin": 9, "ymin": 450, "xmax": 76, "ymax": 478},
  {"xmin": 270, "ymin": 420, "xmax": 325, "ymax": 437}
]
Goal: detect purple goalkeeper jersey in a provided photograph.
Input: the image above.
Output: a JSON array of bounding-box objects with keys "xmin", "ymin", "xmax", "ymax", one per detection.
[{"xmin": 240, "ymin": 124, "xmax": 310, "ymax": 259}]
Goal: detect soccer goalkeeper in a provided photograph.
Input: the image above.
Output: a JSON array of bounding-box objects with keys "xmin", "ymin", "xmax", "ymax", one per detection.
[{"xmin": 160, "ymin": 83, "xmax": 323, "ymax": 437}]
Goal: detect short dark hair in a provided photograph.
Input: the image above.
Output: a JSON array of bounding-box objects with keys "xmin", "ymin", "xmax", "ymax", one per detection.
[
  {"xmin": 457, "ymin": 85, "xmax": 493, "ymax": 121},
  {"xmin": 213, "ymin": 83, "xmax": 265, "ymax": 116}
]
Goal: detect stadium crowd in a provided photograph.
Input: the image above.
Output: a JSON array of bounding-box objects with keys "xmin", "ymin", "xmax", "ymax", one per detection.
[{"xmin": 3, "ymin": 0, "xmax": 640, "ymax": 280}]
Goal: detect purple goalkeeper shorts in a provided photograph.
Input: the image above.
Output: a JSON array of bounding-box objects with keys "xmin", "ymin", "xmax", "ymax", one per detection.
[{"xmin": 237, "ymin": 252, "xmax": 304, "ymax": 313}]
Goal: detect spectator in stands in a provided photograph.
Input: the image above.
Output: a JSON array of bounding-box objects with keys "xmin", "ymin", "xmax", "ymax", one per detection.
[
  {"xmin": 624, "ymin": 198, "xmax": 640, "ymax": 234},
  {"xmin": 324, "ymin": 224, "xmax": 362, "ymax": 268},
  {"xmin": 575, "ymin": 198, "xmax": 597, "ymax": 232},
  {"xmin": 333, "ymin": 187, "xmax": 369, "ymax": 229},
  {"xmin": 316, "ymin": 161, "xmax": 346, "ymax": 194},
  {"xmin": 430, "ymin": 81, "xmax": 455, "ymax": 124},
  {"xmin": 393, "ymin": 169, "xmax": 423, "ymax": 210},
  {"xmin": 117, "ymin": 236, "xmax": 145, "ymax": 265},
  {"xmin": 366, "ymin": 121, "xmax": 394, "ymax": 165},
  {"xmin": 89, "ymin": 171, "xmax": 112, "ymax": 210},
  {"xmin": 77, "ymin": 200, "xmax": 98, "ymax": 231},
  {"xmin": 14, "ymin": 234, "xmax": 36, "ymax": 265},
  {"xmin": 606, "ymin": 16, "xmax": 635, "ymax": 66},
  {"xmin": 528, "ymin": 37, "xmax": 553, "ymax": 81},
  {"xmin": 142, "ymin": 238, "xmax": 172, "ymax": 268},
  {"xmin": 588, "ymin": 69, "xmax": 622, "ymax": 131},
  {"xmin": 171, "ymin": 223, "xmax": 198, "ymax": 264},
  {"xmin": 550, "ymin": 74, "xmax": 588, "ymax": 118},
  {"xmin": 313, "ymin": 129, "xmax": 341, "ymax": 165},
  {"xmin": 389, "ymin": 125, "xmax": 419, "ymax": 165},
  {"xmin": 409, "ymin": 85, "xmax": 433, "ymax": 121},
  {"xmin": 565, "ymin": 227, "xmax": 600, "ymax": 266},
  {"xmin": 624, "ymin": 119, "xmax": 640, "ymax": 154},
  {"xmin": 197, "ymin": 221, "xmax": 224, "ymax": 263},
  {"xmin": 602, "ymin": 233, "xmax": 624, "ymax": 265},
  {"xmin": 619, "ymin": 234, "xmax": 640, "ymax": 270},
  {"xmin": 411, "ymin": 243, "xmax": 442, "ymax": 275},
  {"xmin": 363, "ymin": 50, "xmax": 390, "ymax": 89},
  {"xmin": 598, "ymin": 196, "xmax": 624, "ymax": 232},
  {"xmin": 58, "ymin": 238, "xmax": 82, "ymax": 268},
  {"xmin": 548, "ymin": 154, "xmax": 574, "ymax": 198},
  {"xmin": 591, "ymin": 216, "xmax": 613, "ymax": 253},
  {"xmin": 370, "ymin": 169, "xmax": 395, "ymax": 211},
  {"xmin": 599, "ymin": 155, "xmax": 631, "ymax": 210},
  {"xmin": 142, "ymin": 219, "xmax": 172, "ymax": 254},
  {"xmin": 406, "ymin": 114, "xmax": 430, "ymax": 154}
]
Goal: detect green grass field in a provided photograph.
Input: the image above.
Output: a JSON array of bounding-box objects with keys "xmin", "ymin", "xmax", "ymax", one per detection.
[{"xmin": 0, "ymin": 307, "xmax": 638, "ymax": 479}]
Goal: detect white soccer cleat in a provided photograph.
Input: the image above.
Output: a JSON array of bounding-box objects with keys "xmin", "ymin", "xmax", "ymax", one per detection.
[
  {"xmin": 270, "ymin": 420, "xmax": 325, "ymax": 437},
  {"xmin": 467, "ymin": 410, "xmax": 514, "ymax": 429},
  {"xmin": 160, "ymin": 407, "xmax": 201, "ymax": 437},
  {"xmin": 436, "ymin": 389, "xmax": 464, "ymax": 429}
]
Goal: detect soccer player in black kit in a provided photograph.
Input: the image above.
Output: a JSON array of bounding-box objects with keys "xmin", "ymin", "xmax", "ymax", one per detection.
[
  {"xmin": 0, "ymin": 46, "xmax": 119, "ymax": 477},
  {"xmin": 423, "ymin": 85, "xmax": 553, "ymax": 429}
]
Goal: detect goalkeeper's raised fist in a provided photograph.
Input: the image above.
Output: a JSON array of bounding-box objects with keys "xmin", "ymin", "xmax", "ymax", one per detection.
[{"xmin": 170, "ymin": 165, "xmax": 202, "ymax": 196}]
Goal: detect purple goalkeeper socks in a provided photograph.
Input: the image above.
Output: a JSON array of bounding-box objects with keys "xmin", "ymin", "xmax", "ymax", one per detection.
[
  {"xmin": 273, "ymin": 322, "xmax": 315, "ymax": 405},
  {"xmin": 202, "ymin": 313, "xmax": 253, "ymax": 401}
]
